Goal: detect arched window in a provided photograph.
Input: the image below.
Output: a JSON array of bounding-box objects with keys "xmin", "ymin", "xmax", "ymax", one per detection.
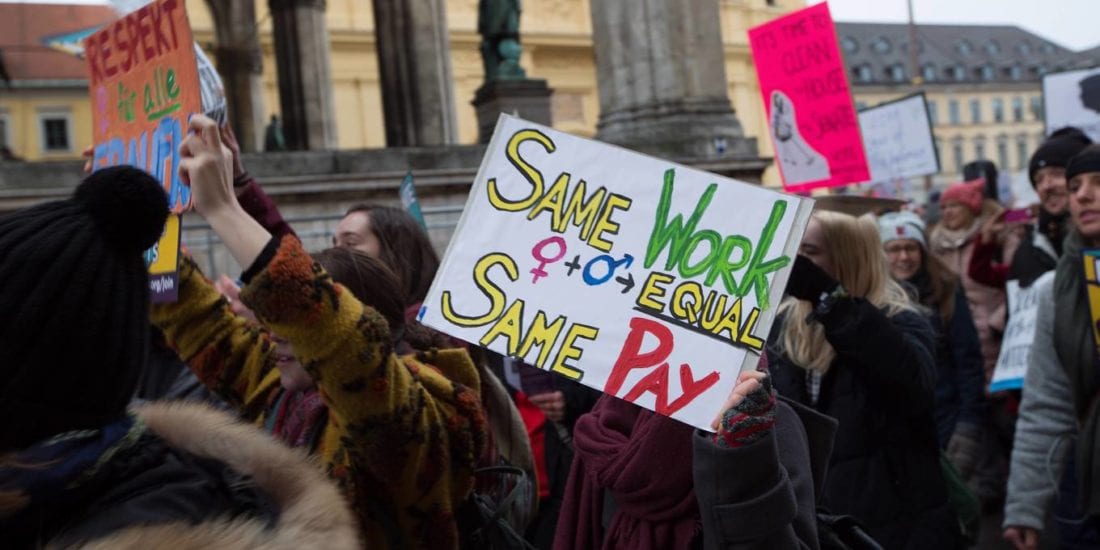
[
  {"xmin": 855, "ymin": 64, "xmax": 873, "ymax": 83},
  {"xmin": 841, "ymin": 36, "xmax": 859, "ymax": 54},
  {"xmin": 984, "ymin": 41, "xmax": 1001, "ymax": 55},
  {"xmin": 957, "ymin": 40, "xmax": 973, "ymax": 55},
  {"xmin": 871, "ymin": 37, "xmax": 892, "ymax": 54},
  {"xmin": 888, "ymin": 64, "xmax": 906, "ymax": 82},
  {"xmin": 922, "ymin": 64, "xmax": 937, "ymax": 82}
]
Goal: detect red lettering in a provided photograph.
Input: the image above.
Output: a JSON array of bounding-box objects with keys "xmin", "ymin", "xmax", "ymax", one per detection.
[
  {"xmin": 149, "ymin": 2, "xmax": 171, "ymax": 55},
  {"xmin": 137, "ymin": 5, "xmax": 155, "ymax": 60},
  {"xmin": 667, "ymin": 364, "xmax": 720, "ymax": 415},
  {"xmin": 161, "ymin": 0, "xmax": 181, "ymax": 49},
  {"xmin": 112, "ymin": 20, "xmax": 131, "ymax": 72},
  {"xmin": 623, "ymin": 363, "xmax": 671, "ymax": 410},
  {"xmin": 85, "ymin": 36, "xmax": 104, "ymax": 85},
  {"xmin": 99, "ymin": 32, "xmax": 116, "ymax": 78},
  {"xmin": 126, "ymin": 16, "xmax": 143, "ymax": 65},
  {"xmin": 607, "ymin": 316, "xmax": 721, "ymax": 416},
  {"xmin": 605, "ymin": 317, "xmax": 672, "ymax": 397}
]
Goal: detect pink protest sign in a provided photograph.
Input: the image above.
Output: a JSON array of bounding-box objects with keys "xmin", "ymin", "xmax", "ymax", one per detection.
[{"xmin": 749, "ymin": 3, "xmax": 869, "ymax": 193}]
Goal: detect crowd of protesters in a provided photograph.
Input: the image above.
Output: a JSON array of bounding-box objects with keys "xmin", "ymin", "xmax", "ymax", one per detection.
[{"xmin": 2, "ymin": 107, "xmax": 1099, "ymax": 549}]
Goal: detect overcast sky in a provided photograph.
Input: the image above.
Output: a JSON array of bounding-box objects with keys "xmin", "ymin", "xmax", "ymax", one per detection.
[
  {"xmin": 3, "ymin": 0, "xmax": 1097, "ymax": 52},
  {"xmin": 821, "ymin": 0, "xmax": 1098, "ymax": 51}
]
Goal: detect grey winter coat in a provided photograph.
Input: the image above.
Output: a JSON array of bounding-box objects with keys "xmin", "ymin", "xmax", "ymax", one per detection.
[{"xmin": 1003, "ymin": 271, "xmax": 1076, "ymax": 530}]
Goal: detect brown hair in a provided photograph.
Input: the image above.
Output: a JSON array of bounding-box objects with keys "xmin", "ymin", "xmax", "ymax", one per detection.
[
  {"xmin": 312, "ymin": 247, "xmax": 406, "ymax": 338},
  {"xmin": 345, "ymin": 205, "xmax": 439, "ymax": 306},
  {"xmin": 920, "ymin": 249, "xmax": 958, "ymax": 326}
]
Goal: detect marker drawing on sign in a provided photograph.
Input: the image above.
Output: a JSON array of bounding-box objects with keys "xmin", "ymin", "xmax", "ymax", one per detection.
[
  {"xmin": 771, "ymin": 90, "xmax": 830, "ymax": 184},
  {"xmin": 421, "ymin": 115, "xmax": 813, "ymax": 431}
]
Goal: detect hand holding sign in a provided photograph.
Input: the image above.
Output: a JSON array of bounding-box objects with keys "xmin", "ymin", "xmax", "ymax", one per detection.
[{"xmin": 179, "ymin": 115, "xmax": 235, "ymax": 218}]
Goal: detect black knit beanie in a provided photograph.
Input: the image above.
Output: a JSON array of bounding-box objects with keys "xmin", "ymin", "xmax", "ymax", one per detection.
[
  {"xmin": 1066, "ymin": 144, "xmax": 1100, "ymax": 183},
  {"xmin": 1030, "ymin": 127, "xmax": 1093, "ymax": 187},
  {"xmin": 0, "ymin": 166, "xmax": 168, "ymax": 452}
]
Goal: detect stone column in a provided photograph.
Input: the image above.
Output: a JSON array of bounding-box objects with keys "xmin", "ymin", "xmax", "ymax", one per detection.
[
  {"xmin": 589, "ymin": 0, "xmax": 756, "ymax": 160},
  {"xmin": 372, "ymin": 0, "xmax": 457, "ymax": 146},
  {"xmin": 269, "ymin": 0, "xmax": 337, "ymax": 150},
  {"xmin": 204, "ymin": 0, "xmax": 265, "ymax": 152}
]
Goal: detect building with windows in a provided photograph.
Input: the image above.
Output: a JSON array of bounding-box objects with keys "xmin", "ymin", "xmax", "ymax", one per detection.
[
  {"xmin": 0, "ymin": 0, "xmax": 804, "ymax": 173},
  {"xmin": 837, "ymin": 22, "xmax": 1086, "ymax": 185},
  {"xmin": 0, "ymin": 4, "xmax": 115, "ymax": 161}
]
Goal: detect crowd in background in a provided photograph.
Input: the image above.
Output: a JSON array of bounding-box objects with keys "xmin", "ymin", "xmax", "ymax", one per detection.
[{"xmin": 2, "ymin": 110, "xmax": 1100, "ymax": 549}]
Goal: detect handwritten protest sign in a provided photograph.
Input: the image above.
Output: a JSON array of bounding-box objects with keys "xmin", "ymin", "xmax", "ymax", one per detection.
[
  {"xmin": 859, "ymin": 93, "xmax": 939, "ymax": 183},
  {"xmin": 749, "ymin": 3, "xmax": 869, "ymax": 193},
  {"xmin": 1086, "ymin": 250, "xmax": 1100, "ymax": 353},
  {"xmin": 1043, "ymin": 66, "xmax": 1100, "ymax": 143},
  {"xmin": 420, "ymin": 115, "xmax": 814, "ymax": 430},
  {"xmin": 84, "ymin": 0, "xmax": 200, "ymax": 302},
  {"xmin": 990, "ymin": 273, "xmax": 1051, "ymax": 392}
]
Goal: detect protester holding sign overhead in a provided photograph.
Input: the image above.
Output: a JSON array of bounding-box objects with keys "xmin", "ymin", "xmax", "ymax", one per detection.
[
  {"xmin": 878, "ymin": 212, "xmax": 986, "ymax": 473},
  {"xmin": 769, "ymin": 211, "xmax": 959, "ymax": 549},
  {"xmin": 153, "ymin": 115, "xmax": 488, "ymax": 548},
  {"xmin": 1005, "ymin": 144, "xmax": 1100, "ymax": 550}
]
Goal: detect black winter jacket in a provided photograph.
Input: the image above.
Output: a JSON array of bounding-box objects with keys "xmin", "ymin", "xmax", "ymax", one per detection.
[
  {"xmin": 929, "ymin": 287, "xmax": 987, "ymax": 446},
  {"xmin": 769, "ymin": 298, "xmax": 960, "ymax": 550}
]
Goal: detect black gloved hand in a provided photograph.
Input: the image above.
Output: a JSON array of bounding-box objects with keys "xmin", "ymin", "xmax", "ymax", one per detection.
[{"xmin": 785, "ymin": 255, "xmax": 840, "ymax": 302}]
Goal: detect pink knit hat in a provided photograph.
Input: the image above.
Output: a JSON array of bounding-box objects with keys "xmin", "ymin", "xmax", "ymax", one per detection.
[{"xmin": 940, "ymin": 179, "xmax": 984, "ymax": 215}]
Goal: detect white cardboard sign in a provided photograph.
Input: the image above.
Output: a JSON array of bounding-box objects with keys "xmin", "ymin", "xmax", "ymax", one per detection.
[
  {"xmin": 420, "ymin": 115, "xmax": 813, "ymax": 430},
  {"xmin": 1043, "ymin": 66, "xmax": 1100, "ymax": 142},
  {"xmin": 859, "ymin": 93, "xmax": 940, "ymax": 183},
  {"xmin": 990, "ymin": 272, "xmax": 1052, "ymax": 392}
]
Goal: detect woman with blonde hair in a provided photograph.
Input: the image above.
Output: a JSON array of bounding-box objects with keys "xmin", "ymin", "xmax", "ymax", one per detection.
[{"xmin": 770, "ymin": 210, "xmax": 960, "ymax": 549}]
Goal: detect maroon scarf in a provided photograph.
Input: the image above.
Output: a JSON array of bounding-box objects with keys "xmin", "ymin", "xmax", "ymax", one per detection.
[
  {"xmin": 267, "ymin": 389, "xmax": 327, "ymax": 450},
  {"xmin": 554, "ymin": 395, "xmax": 700, "ymax": 550}
]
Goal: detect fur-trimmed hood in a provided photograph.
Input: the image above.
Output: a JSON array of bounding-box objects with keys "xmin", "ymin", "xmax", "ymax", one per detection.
[{"xmin": 53, "ymin": 402, "xmax": 358, "ymax": 549}]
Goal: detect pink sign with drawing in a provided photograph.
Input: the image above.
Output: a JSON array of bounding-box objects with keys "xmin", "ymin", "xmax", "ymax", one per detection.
[{"xmin": 749, "ymin": 3, "xmax": 870, "ymax": 193}]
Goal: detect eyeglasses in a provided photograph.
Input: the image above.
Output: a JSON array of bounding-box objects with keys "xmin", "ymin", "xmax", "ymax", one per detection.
[{"xmin": 884, "ymin": 242, "xmax": 921, "ymax": 257}]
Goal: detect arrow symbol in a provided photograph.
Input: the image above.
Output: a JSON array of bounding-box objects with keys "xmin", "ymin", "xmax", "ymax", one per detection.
[{"xmin": 615, "ymin": 272, "xmax": 635, "ymax": 294}]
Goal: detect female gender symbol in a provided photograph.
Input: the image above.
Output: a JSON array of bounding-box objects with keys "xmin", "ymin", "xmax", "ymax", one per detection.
[{"xmin": 530, "ymin": 236, "xmax": 567, "ymax": 284}]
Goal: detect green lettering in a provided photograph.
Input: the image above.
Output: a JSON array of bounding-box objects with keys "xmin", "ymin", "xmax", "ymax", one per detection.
[
  {"xmin": 736, "ymin": 201, "xmax": 790, "ymax": 311},
  {"xmin": 644, "ymin": 169, "xmax": 717, "ymax": 272}
]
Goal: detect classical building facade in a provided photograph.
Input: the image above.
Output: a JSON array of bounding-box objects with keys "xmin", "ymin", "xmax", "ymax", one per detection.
[
  {"xmin": 0, "ymin": 1, "xmax": 804, "ymax": 172},
  {"xmin": 837, "ymin": 22, "xmax": 1087, "ymax": 184}
]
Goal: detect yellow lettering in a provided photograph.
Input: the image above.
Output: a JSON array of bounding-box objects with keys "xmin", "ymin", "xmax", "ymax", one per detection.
[
  {"xmin": 486, "ymin": 129, "xmax": 555, "ymax": 212},
  {"xmin": 479, "ymin": 299, "xmax": 525, "ymax": 355},
  {"xmin": 671, "ymin": 281, "xmax": 703, "ymax": 324},
  {"xmin": 441, "ymin": 253, "xmax": 517, "ymax": 327},
  {"xmin": 713, "ymin": 298, "xmax": 743, "ymax": 345},
  {"xmin": 527, "ymin": 172, "xmax": 570, "ymax": 227},
  {"xmin": 637, "ymin": 272, "xmax": 674, "ymax": 311},
  {"xmin": 550, "ymin": 323, "xmax": 598, "ymax": 380},
  {"xmin": 589, "ymin": 193, "xmax": 632, "ymax": 252},
  {"xmin": 518, "ymin": 310, "xmax": 567, "ymax": 369},
  {"xmin": 699, "ymin": 293, "xmax": 727, "ymax": 332},
  {"xmin": 563, "ymin": 180, "xmax": 606, "ymax": 241},
  {"xmin": 739, "ymin": 307, "xmax": 764, "ymax": 351}
]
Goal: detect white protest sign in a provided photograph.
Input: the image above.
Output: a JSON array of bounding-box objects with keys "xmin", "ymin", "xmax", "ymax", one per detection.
[
  {"xmin": 420, "ymin": 115, "xmax": 814, "ymax": 431},
  {"xmin": 1043, "ymin": 66, "xmax": 1100, "ymax": 142},
  {"xmin": 990, "ymin": 272, "xmax": 1052, "ymax": 392},
  {"xmin": 859, "ymin": 93, "xmax": 939, "ymax": 183}
]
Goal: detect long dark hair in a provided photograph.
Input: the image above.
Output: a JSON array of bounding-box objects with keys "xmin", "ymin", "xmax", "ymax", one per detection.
[
  {"xmin": 313, "ymin": 247, "xmax": 406, "ymax": 338},
  {"xmin": 345, "ymin": 205, "xmax": 439, "ymax": 306},
  {"xmin": 921, "ymin": 249, "xmax": 958, "ymax": 325}
]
